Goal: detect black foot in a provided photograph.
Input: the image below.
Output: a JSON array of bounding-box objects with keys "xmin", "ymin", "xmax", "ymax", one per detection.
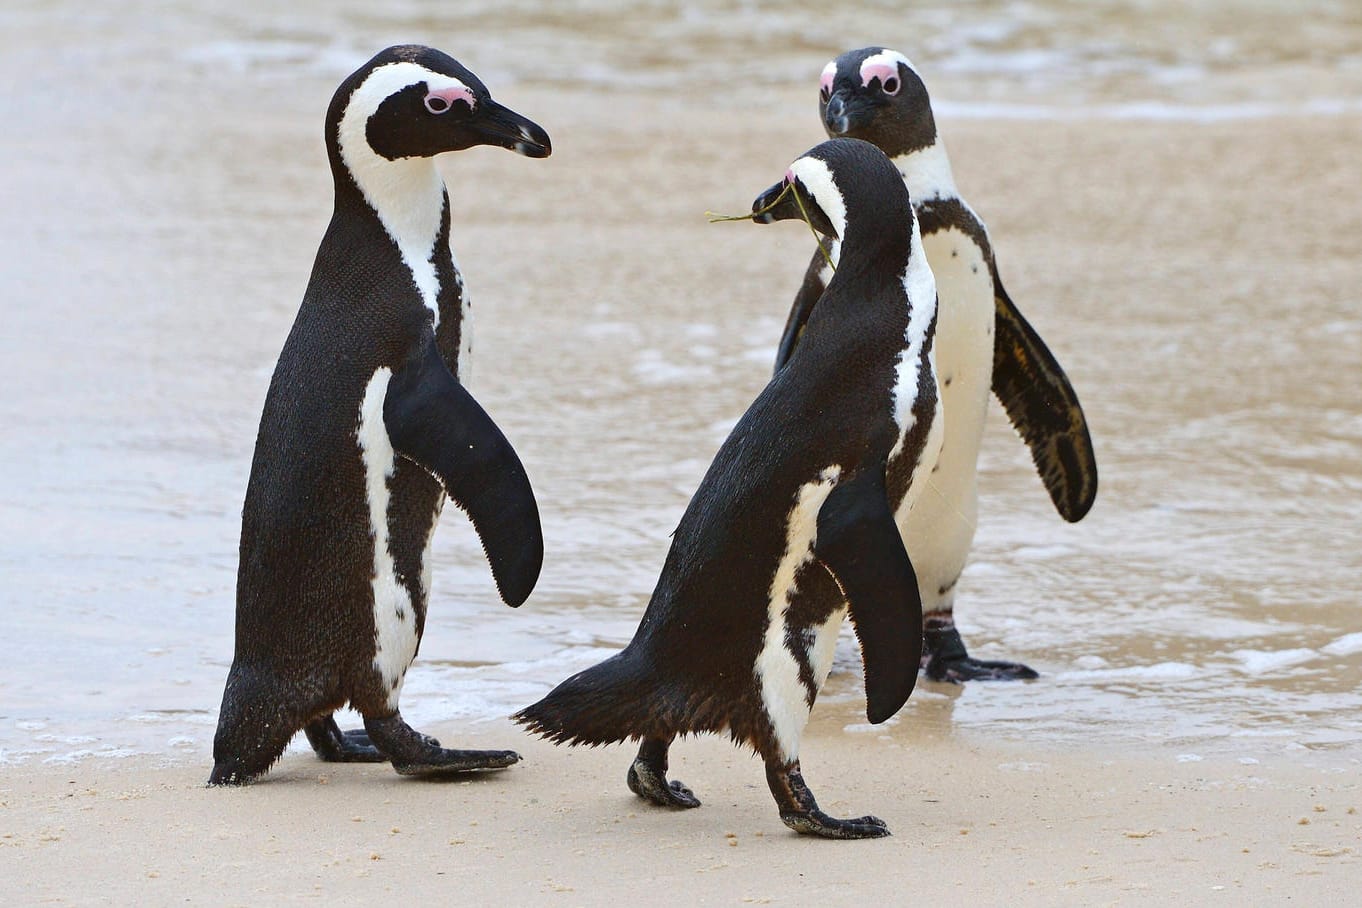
[
  {"xmin": 363, "ymin": 712, "xmax": 520, "ymax": 777},
  {"xmin": 304, "ymin": 715, "xmax": 387, "ymax": 763},
  {"xmin": 766, "ymin": 759, "xmax": 889, "ymax": 840},
  {"xmin": 627, "ymin": 737, "xmax": 700, "ymax": 809},
  {"xmin": 922, "ymin": 622, "xmax": 1038, "ymax": 683},
  {"xmin": 781, "ymin": 811, "xmax": 890, "ymax": 839}
]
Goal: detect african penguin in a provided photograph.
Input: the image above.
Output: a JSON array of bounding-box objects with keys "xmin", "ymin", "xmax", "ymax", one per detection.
[
  {"xmin": 517, "ymin": 138, "xmax": 942, "ymax": 839},
  {"xmin": 775, "ymin": 47, "xmax": 1098, "ymax": 682},
  {"xmin": 209, "ymin": 45, "xmax": 550, "ymax": 786}
]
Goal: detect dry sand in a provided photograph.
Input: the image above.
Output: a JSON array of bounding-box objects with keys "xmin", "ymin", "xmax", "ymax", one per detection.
[{"xmin": 4, "ymin": 717, "xmax": 1359, "ymax": 905}]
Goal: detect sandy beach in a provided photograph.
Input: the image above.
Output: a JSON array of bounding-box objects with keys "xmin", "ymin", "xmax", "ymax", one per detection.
[
  {"xmin": 3, "ymin": 1, "xmax": 1361, "ymax": 903},
  {"xmin": 5, "ymin": 719, "xmax": 1360, "ymax": 904}
]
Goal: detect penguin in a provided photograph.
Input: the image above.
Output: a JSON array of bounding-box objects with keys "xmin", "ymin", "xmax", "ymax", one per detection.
[
  {"xmin": 774, "ymin": 47, "xmax": 1098, "ymax": 682},
  {"xmin": 209, "ymin": 45, "xmax": 551, "ymax": 786},
  {"xmin": 517, "ymin": 138, "xmax": 942, "ymax": 839}
]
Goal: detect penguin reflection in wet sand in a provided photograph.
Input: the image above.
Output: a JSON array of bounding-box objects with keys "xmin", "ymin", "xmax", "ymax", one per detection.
[
  {"xmin": 777, "ymin": 48, "xmax": 1098, "ymax": 682},
  {"xmin": 518, "ymin": 138, "xmax": 942, "ymax": 839},
  {"xmin": 209, "ymin": 46, "xmax": 550, "ymax": 786}
]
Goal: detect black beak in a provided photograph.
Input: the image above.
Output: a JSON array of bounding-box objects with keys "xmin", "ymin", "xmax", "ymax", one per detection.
[
  {"xmin": 471, "ymin": 99, "xmax": 552, "ymax": 158},
  {"xmin": 751, "ymin": 180, "xmax": 793, "ymax": 224},
  {"xmin": 750, "ymin": 178, "xmax": 837, "ymax": 237},
  {"xmin": 823, "ymin": 90, "xmax": 877, "ymax": 138}
]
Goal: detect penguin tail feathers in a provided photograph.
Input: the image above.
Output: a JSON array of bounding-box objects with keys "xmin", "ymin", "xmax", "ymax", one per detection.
[{"xmin": 514, "ymin": 651, "xmax": 673, "ymax": 747}]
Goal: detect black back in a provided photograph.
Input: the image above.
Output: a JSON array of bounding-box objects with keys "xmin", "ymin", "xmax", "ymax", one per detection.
[{"xmin": 517, "ymin": 140, "xmax": 935, "ymax": 749}]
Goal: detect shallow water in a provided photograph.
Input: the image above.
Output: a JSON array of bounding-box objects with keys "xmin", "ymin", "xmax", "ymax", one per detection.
[{"xmin": 2, "ymin": 1, "xmax": 1360, "ymax": 769}]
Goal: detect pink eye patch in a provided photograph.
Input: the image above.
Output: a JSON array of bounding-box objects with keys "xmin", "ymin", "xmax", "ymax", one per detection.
[
  {"xmin": 424, "ymin": 85, "xmax": 475, "ymax": 114},
  {"xmin": 819, "ymin": 64, "xmax": 836, "ymax": 94},
  {"xmin": 859, "ymin": 59, "xmax": 898, "ymax": 89}
]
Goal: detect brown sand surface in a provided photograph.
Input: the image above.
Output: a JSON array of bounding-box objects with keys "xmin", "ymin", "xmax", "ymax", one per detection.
[{"xmin": 4, "ymin": 719, "xmax": 1359, "ymax": 905}]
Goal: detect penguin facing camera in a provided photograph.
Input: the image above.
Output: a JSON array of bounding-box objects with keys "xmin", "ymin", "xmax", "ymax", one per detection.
[{"xmin": 778, "ymin": 47, "xmax": 1098, "ymax": 682}]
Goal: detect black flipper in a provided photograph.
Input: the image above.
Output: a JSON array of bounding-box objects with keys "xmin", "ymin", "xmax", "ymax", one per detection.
[
  {"xmin": 773, "ymin": 251, "xmax": 829, "ymax": 373},
  {"xmin": 991, "ymin": 276, "xmax": 1098, "ymax": 523},
  {"xmin": 813, "ymin": 467, "xmax": 922, "ymax": 724},
  {"xmin": 384, "ymin": 333, "xmax": 544, "ymax": 607}
]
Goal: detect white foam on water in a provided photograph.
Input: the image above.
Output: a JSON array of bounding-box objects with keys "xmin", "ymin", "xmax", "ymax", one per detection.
[
  {"xmin": 1230, "ymin": 648, "xmax": 1320, "ymax": 673},
  {"xmin": 1059, "ymin": 662, "xmax": 1200, "ymax": 682},
  {"xmin": 1321, "ymin": 633, "xmax": 1362, "ymax": 657}
]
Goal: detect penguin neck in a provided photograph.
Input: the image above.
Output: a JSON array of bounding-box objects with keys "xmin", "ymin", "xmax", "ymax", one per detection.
[
  {"xmin": 892, "ymin": 138, "xmax": 959, "ymax": 205},
  {"xmin": 332, "ymin": 139, "xmax": 451, "ymax": 330},
  {"xmin": 823, "ymin": 207, "xmax": 910, "ymax": 288},
  {"xmin": 820, "ymin": 210, "xmax": 930, "ymax": 337}
]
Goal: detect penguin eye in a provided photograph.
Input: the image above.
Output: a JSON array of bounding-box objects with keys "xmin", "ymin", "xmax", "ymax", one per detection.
[
  {"xmin": 819, "ymin": 84, "xmax": 831, "ymax": 103},
  {"xmin": 882, "ymin": 76, "xmax": 900, "ymax": 96},
  {"xmin": 422, "ymin": 85, "xmax": 476, "ymax": 117}
]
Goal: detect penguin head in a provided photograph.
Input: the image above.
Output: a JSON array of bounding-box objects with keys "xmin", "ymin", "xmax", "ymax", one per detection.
[
  {"xmin": 750, "ymin": 138, "xmax": 910, "ymax": 250},
  {"xmin": 329, "ymin": 45, "xmax": 551, "ymax": 168},
  {"xmin": 818, "ymin": 48, "xmax": 936, "ymax": 158}
]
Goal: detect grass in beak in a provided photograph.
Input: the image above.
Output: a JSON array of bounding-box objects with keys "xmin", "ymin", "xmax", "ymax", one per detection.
[{"xmin": 705, "ymin": 181, "xmax": 837, "ymax": 274}]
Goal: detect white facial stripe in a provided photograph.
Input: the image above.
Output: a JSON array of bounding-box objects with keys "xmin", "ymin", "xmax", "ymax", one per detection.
[
  {"xmin": 859, "ymin": 49, "xmax": 914, "ymax": 87},
  {"xmin": 888, "ymin": 215, "xmax": 942, "ymax": 464},
  {"xmin": 756, "ymin": 465, "xmax": 842, "ymax": 763},
  {"xmin": 788, "ymin": 156, "xmax": 846, "ymax": 241},
  {"xmin": 345, "ymin": 62, "xmax": 475, "ymax": 121},
  {"xmin": 358, "ymin": 368, "xmax": 420, "ymax": 708},
  {"xmin": 337, "ymin": 62, "xmax": 460, "ymax": 329}
]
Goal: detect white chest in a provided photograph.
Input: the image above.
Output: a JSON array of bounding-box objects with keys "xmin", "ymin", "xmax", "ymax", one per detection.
[
  {"xmin": 755, "ymin": 466, "xmax": 844, "ymax": 761},
  {"xmin": 356, "ymin": 368, "xmax": 423, "ymax": 707},
  {"xmin": 921, "ymin": 226, "xmax": 995, "ymax": 409}
]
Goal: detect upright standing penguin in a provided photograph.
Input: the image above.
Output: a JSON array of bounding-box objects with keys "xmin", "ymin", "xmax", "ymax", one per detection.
[
  {"xmin": 210, "ymin": 45, "xmax": 551, "ymax": 786},
  {"xmin": 518, "ymin": 138, "xmax": 942, "ymax": 839},
  {"xmin": 776, "ymin": 47, "xmax": 1098, "ymax": 682}
]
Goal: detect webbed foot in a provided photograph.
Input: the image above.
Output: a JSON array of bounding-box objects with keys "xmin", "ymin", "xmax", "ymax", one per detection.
[
  {"xmin": 627, "ymin": 736, "xmax": 700, "ymax": 809},
  {"xmin": 304, "ymin": 715, "xmax": 386, "ymax": 763},
  {"xmin": 766, "ymin": 759, "xmax": 889, "ymax": 840},
  {"xmin": 781, "ymin": 811, "xmax": 890, "ymax": 839},
  {"xmin": 363, "ymin": 712, "xmax": 520, "ymax": 776},
  {"xmin": 922, "ymin": 622, "xmax": 1037, "ymax": 682}
]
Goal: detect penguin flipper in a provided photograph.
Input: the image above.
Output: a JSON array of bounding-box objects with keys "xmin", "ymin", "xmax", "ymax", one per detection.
[
  {"xmin": 773, "ymin": 251, "xmax": 829, "ymax": 373},
  {"xmin": 384, "ymin": 333, "xmax": 544, "ymax": 607},
  {"xmin": 991, "ymin": 277, "xmax": 1099, "ymax": 522},
  {"xmin": 813, "ymin": 467, "xmax": 922, "ymax": 724}
]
